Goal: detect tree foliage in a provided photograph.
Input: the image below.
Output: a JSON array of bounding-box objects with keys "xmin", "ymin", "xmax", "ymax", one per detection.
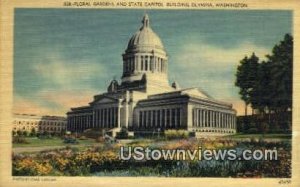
[
  {"xmin": 235, "ymin": 34, "xmax": 293, "ymax": 130},
  {"xmin": 235, "ymin": 53, "xmax": 259, "ymax": 115}
]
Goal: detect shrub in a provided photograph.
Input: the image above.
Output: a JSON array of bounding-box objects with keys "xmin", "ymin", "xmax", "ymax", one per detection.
[
  {"xmin": 63, "ymin": 137, "xmax": 79, "ymax": 144},
  {"xmin": 96, "ymin": 136, "xmax": 105, "ymax": 143},
  {"xmin": 164, "ymin": 130, "xmax": 189, "ymax": 140},
  {"xmin": 83, "ymin": 129, "xmax": 104, "ymax": 139},
  {"xmin": 116, "ymin": 126, "xmax": 128, "ymax": 139},
  {"xmin": 13, "ymin": 136, "xmax": 29, "ymax": 144},
  {"xmin": 22, "ymin": 131, "xmax": 29, "ymax": 137},
  {"xmin": 30, "ymin": 128, "xmax": 37, "ymax": 137},
  {"xmin": 246, "ymin": 128, "xmax": 258, "ymax": 134},
  {"xmin": 17, "ymin": 130, "xmax": 23, "ymax": 136},
  {"xmin": 79, "ymin": 136, "xmax": 87, "ymax": 140}
]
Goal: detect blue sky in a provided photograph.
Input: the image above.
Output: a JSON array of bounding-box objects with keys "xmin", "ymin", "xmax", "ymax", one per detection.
[{"xmin": 14, "ymin": 9, "xmax": 292, "ymax": 116}]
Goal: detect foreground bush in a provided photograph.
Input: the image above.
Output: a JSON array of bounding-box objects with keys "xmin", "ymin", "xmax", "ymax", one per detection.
[
  {"xmin": 12, "ymin": 139, "xmax": 291, "ymax": 177},
  {"xmin": 164, "ymin": 130, "xmax": 189, "ymax": 140},
  {"xmin": 13, "ymin": 136, "xmax": 29, "ymax": 144}
]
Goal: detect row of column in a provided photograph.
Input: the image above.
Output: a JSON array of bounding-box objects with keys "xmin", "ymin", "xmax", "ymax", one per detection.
[
  {"xmin": 192, "ymin": 109, "xmax": 236, "ymax": 129},
  {"xmin": 68, "ymin": 115, "xmax": 92, "ymax": 132},
  {"xmin": 124, "ymin": 55, "xmax": 167, "ymax": 73},
  {"xmin": 67, "ymin": 107, "xmax": 121, "ymax": 132},
  {"xmin": 138, "ymin": 108, "xmax": 181, "ymax": 129},
  {"xmin": 94, "ymin": 107, "xmax": 118, "ymax": 128}
]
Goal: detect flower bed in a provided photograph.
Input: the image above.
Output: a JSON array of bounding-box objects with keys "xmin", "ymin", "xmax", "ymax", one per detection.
[{"xmin": 12, "ymin": 139, "xmax": 291, "ymax": 177}]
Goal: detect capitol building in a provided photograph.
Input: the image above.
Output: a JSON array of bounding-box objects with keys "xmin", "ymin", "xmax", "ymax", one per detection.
[{"xmin": 67, "ymin": 14, "xmax": 236, "ymax": 137}]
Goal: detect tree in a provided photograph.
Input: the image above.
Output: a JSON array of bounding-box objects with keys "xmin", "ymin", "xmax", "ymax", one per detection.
[
  {"xmin": 267, "ymin": 34, "xmax": 293, "ymax": 129},
  {"xmin": 17, "ymin": 130, "xmax": 22, "ymax": 136},
  {"xmin": 22, "ymin": 131, "xmax": 29, "ymax": 137},
  {"xmin": 235, "ymin": 53, "xmax": 259, "ymax": 115},
  {"xmin": 235, "ymin": 34, "xmax": 293, "ymax": 132},
  {"xmin": 267, "ymin": 34, "xmax": 293, "ymax": 112},
  {"xmin": 30, "ymin": 128, "xmax": 37, "ymax": 137}
]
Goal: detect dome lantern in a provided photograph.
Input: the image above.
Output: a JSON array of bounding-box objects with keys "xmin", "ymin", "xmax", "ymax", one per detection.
[
  {"xmin": 142, "ymin": 14, "xmax": 150, "ymax": 28},
  {"xmin": 121, "ymin": 14, "xmax": 170, "ymax": 90}
]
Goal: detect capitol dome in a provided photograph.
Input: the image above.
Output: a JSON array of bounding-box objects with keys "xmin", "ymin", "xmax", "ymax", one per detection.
[{"xmin": 126, "ymin": 14, "xmax": 165, "ymax": 52}]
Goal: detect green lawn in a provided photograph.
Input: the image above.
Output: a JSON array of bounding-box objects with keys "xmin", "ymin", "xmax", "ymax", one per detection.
[
  {"xmin": 13, "ymin": 137, "xmax": 96, "ymax": 148},
  {"xmin": 226, "ymin": 133, "xmax": 292, "ymax": 139}
]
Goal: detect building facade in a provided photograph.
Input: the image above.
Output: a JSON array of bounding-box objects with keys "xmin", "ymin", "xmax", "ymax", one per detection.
[
  {"xmin": 67, "ymin": 14, "xmax": 236, "ymax": 137},
  {"xmin": 13, "ymin": 113, "xmax": 67, "ymax": 134}
]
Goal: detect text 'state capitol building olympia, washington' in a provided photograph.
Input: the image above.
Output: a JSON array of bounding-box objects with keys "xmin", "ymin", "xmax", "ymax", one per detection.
[{"xmin": 67, "ymin": 14, "xmax": 237, "ymax": 137}]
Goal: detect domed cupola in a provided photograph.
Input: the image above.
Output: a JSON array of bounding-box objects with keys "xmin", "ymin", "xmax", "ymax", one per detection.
[
  {"xmin": 121, "ymin": 14, "xmax": 169, "ymax": 90},
  {"xmin": 126, "ymin": 14, "xmax": 165, "ymax": 53}
]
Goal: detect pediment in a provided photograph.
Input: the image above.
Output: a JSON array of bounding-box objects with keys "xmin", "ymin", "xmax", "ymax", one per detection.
[
  {"xmin": 182, "ymin": 88, "xmax": 211, "ymax": 99},
  {"xmin": 93, "ymin": 95, "xmax": 118, "ymax": 104}
]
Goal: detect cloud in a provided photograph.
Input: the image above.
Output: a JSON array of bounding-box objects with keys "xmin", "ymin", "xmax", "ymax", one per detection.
[
  {"xmin": 14, "ymin": 50, "xmax": 108, "ymax": 116},
  {"xmin": 13, "ymin": 95, "xmax": 59, "ymax": 116},
  {"xmin": 170, "ymin": 39, "xmax": 270, "ymax": 94},
  {"xmin": 170, "ymin": 39, "xmax": 270, "ymax": 115},
  {"xmin": 38, "ymin": 89, "xmax": 97, "ymax": 110},
  {"xmin": 173, "ymin": 40, "xmax": 270, "ymax": 69},
  {"xmin": 14, "ymin": 90, "xmax": 99, "ymax": 116},
  {"xmin": 32, "ymin": 52, "xmax": 108, "ymax": 91}
]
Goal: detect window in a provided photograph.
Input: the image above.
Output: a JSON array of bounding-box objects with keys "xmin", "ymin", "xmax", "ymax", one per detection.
[
  {"xmin": 152, "ymin": 110, "xmax": 155, "ymax": 127},
  {"xmin": 150, "ymin": 56, "xmax": 153, "ymax": 71},
  {"xmin": 139, "ymin": 111, "xmax": 142, "ymax": 127},
  {"xmin": 171, "ymin": 109, "xmax": 176, "ymax": 127},
  {"xmin": 141, "ymin": 56, "xmax": 144, "ymax": 71},
  {"xmin": 145, "ymin": 56, "xmax": 148, "ymax": 71},
  {"xmin": 157, "ymin": 110, "xmax": 161, "ymax": 127},
  {"xmin": 177, "ymin": 108, "xmax": 181, "ymax": 127}
]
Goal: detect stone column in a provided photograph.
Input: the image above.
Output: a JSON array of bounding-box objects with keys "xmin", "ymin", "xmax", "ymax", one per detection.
[
  {"xmin": 197, "ymin": 109, "xmax": 200, "ymax": 127},
  {"xmin": 165, "ymin": 60, "xmax": 168, "ymax": 73},
  {"xmin": 231, "ymin": 115, "xmax": 234, "ymax": 129},
  {"xmin": 230, "ymin": 115, "xmax": 233, "ymax": 130},
  {"xmin": 97, "ymin": 108, "xmax": 104, "ymax": 127},
  {"xmin": 194, "ymin": 109, "xmax": 198, "ymax": 127},
  {"xmin": 208, "ymin": 112, "xmax": 210, "ymax": 128},
  {"xmin": 201, "ymin": 110, "xmax": 204, "ymax": 128},
  {"xmin": 98, "ymin": 109, "xmax": 101, "ymax": 128},
  {"xmin": 165, "ymin": 109, "xmax": 167, "ymax": 128},
  {"xmin": 160, "ymin": 109, "xmax": 163, "ymax": 129},
  {"xmin": 150, "ymin": 110, "xmax": 153, "ymax": 128},
  {"xmin": 209, "ymin": 110, "xmax": 212, "ymax": 128},
  {"xmin": 107, "ymin": 108, "xmax": 111, "ymax": 128},
  {"xmin": 108, "ymin": 108, "xmax": 112, "ymax": 128},
  {"xmin": 174, "ymin": 108, "xmax": 178, "ymax": 128},
  {"xmin": 110, "ymin": 108, "xmax": 113, "ymax": 128},
  {"xmin": 170, "ymin": 108, "xmax": 173, "ymax": 128},
  {"xmin": 219, "ymin": 113, "xmax": 221, "ymax": 129},
  {"xmin": 212, "ymin": 112, "xmax": 215, "ymax": 128},
  {"xmin": 145, "ymin": 111, "xmax": 147, "ymax": 128},
  {"xmin": 155, "ymin": 110, "xmax": 158, "ymax": 128},
  {"xmin": 203, "ymin": 110, "xmax": 206, "ymax": 127},
  {"xmin": 226, "ymin": 114, "xmax": 228, "ymax": 129},
  {"xmin": 221, "ymin": 113, "xmax": 224, "ymax": 129},
  {"xmin": 102, "ymin": 109, "xmax": 105, "ymax": 128},
  {"xmin": 111, "ymin": 107, "xmax": 116, "ymax": 128},
  {"xmin": 94, "ymin": 111, "xmax": 97, "ymax": 128},
  {"xmin": 140, "ymin": 111, "xmax": 143, "ymax": 128},
  {"xmin": 86, "ymin": 115, "xmax": 89, "ymax": 129},
  {"xmin": 234, "ymin": 116, "xmax": 236, "ymax": 130}
]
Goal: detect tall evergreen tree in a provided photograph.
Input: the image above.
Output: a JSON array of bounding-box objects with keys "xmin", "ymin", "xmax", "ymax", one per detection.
[
  {"xmin": 235, "ymin": 53, "xmax": 259, "ymax": 115},
  {"xmin": 235, "ymin": 34, "xmax": 293, "ymax": 131},
  {"xmin": 267, "ymin": 34, "xmax": 293, "ymax": 112}
]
